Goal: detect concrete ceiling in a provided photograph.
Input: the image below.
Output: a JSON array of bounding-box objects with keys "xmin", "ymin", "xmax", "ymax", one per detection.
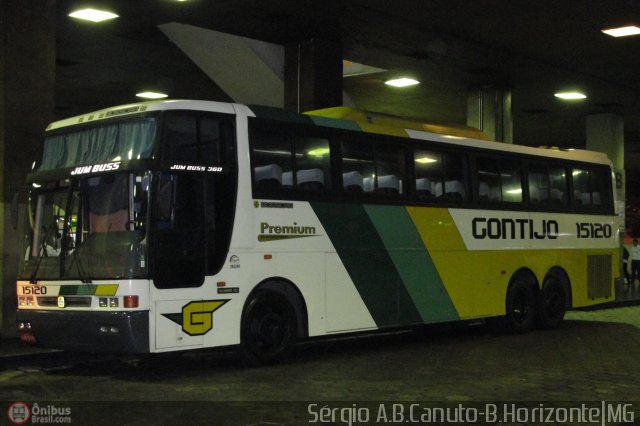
[{"xmin": 54, "ymin": 0, "xmax": 640, "ymax": 166}]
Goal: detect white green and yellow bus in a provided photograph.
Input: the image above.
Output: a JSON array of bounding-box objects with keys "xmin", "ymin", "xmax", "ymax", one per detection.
[{"xmin": 16, "ymin": 100, "xmax": 620, "ymax": 363}]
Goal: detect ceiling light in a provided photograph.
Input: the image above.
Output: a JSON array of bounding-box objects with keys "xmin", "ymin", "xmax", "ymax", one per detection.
[
  {"xmin": 554, "ymin": 92, "xmax": 587, "ymax": 100},
  {"xmin": 68, "ymin": 8, "xmax": 119, "ymax": 23},
  {"xmin": 136, "ymin": 91, "xmax": 168, "ymax": 99},
  {"xmin": 601, "ymin": 25, "xmax": 640, "ymax": 37},
  {"xmin": 385, "ymin": 78, "xmax": 420, "ymax": 88}
]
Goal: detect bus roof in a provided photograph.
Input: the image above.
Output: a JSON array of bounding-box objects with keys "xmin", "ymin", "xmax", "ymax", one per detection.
[
  {"xmin": 45, "ymin": 100, "xmax": 612, "ymax": 167},
  {"xmin": 45, "ymin": 100, "xmax": 237, "ymax": 131}
]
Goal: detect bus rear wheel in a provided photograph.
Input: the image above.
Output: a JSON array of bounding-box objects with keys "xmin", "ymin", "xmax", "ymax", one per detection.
[
  {"xmin": 504, "ymin": 277, "xmax": 537, "ymax": 333},
  {"xmin": 240, "ymin": 290, "xmax": 297, "ymax": 366},
  {"xmin": 537, "ymin": 278, "xmax": 566, "ymax": 329}
]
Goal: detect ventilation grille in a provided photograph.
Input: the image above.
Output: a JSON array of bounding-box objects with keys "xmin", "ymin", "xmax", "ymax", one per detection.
[{"xmin": 587, "ymin": 255, "xmax": 612, "ymax": 299}]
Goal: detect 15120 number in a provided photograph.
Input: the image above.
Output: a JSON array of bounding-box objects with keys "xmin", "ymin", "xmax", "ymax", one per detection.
[
  {"xmin": 21, "ymin": 286, "xmax": 47, "ymax": 295},
  {"xmin": 576, "ymin": 222, "xmax": 612, "ymax": 239}
]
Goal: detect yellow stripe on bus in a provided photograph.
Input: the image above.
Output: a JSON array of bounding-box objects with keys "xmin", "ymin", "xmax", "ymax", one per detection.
[{"xmin": 94, "ymin": 284, "xmax": 119, "ymax": 296}]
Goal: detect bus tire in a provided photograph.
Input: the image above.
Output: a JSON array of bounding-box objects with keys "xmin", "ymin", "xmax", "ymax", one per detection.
[
  {"xmin": 504, "ymin": 277, "xmax": 537, "ymax": 333},
  {"xmin": 537, "ymin": 278, "xmax": 566, "ymax": 329},
  {"xmin": 240, "ymin": 290, "xmax": 297, "ymax": 366}
]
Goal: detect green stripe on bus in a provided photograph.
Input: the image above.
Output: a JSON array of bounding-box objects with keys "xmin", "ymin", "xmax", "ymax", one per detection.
[
  {"xmin": 59, "ymin": 285, "xmax": 95, "ymax": 295},
  {"xmin": 311, "ymin": 202, "xmax": 422, "ymax": 327},
  {"xmin": 363, "ymin": 205, "xmax": 460, "ymax": 323}
]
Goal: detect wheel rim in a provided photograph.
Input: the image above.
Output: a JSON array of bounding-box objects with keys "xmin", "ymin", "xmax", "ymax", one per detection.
[
  {"xmin": 248, "ymin": 305, "xmax": 290, "ymax": 354},
  {"xmin": 512, "ymin": 288, "xmax": 532, "ymax": 325},
  {"xmin": 543, "ymin": 287, "xmax": 563, "ymax": 320}
]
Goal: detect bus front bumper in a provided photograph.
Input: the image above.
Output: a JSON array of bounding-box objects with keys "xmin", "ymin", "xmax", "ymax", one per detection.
[{"xmin": 16, "ymin": 309, "xmax": 149, "ymax": 353}]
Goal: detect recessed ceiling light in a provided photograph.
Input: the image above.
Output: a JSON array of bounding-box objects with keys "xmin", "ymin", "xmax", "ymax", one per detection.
[
  {"xmin": 136, "ymin": 91, "xmax": 169, "ymax": 99},
  {"xmin": 554, "ymin": 92, "xmax": 587, "ymax": 100},
  {"xmin": 385, "ymin": 78, "xmax": 420, "ymax": 88},
  {"xmin": 68, "ymin": 8, "xmax": 119, "ymax": 23},
  {"xmin": 601, "ymin": 25, "xmax": 640, "ymax": 37}
]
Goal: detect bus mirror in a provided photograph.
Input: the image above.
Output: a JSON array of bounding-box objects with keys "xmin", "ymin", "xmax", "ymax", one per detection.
[{"xmin": 11, "ymin": 192, "xmax": 20, "ymax": 230}]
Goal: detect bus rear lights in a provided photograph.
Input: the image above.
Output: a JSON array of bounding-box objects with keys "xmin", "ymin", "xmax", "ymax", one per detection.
[
  {"xmin": 99, "ymin": 297, "xmax": 108, "ymax": 307},
  {"xmin": 123, "ymin": 295, "xmax": 139, "ymax": 308},
  {"xmin": 264, "ymin": 254, "xmax": 273, "ymax": 260},
  {"xmin": 18, "ymin": 296, "xmax": 35, "ymax": 307},
  {"xmin": 217, "ymin": 282, "xmax": 226, "ymax": 287},
  {"xmin": 99, "ymin": 325, "xmax": 119, "ymax": 335},
  {"xmin": 109, "ymin": 297, "xmax": 119, "ymax": 308}
]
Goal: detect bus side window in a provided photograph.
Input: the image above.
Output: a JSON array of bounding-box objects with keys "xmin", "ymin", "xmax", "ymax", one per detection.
[
  {"xmin": 528, "ymin": 164, "xmax": 567, "ymax": 207},
  {"xmin": 571, "ymin": 166, "xmax": 611, "ymax": 211},
  {"xmin": 341, "ymin": 140, "xmax": 375, "ymax": 194},
  {"xmin": 375, "ymin": 143, "xmax": 405, "ymax": 196},
  {"xmin": 414, "ymin": 150, "xmax": 442, "ymax": 199},
  {"xmin": 251, "ymin": 130, "xmax": 292, "ymax": 193},
  {"xmin": 441, "ymin": 152, "xmax": 467, "ymax": 200},
  {"xmin": 477, "ymin": 157, "xmax": 522, "ymax": 203},
  {"xmin": 294, "ymin": 136, "xmax": 330, "ymax": 193},
  {"xmin": 549, "ymin": 166, "xmax": 568, "ymax": 206}
]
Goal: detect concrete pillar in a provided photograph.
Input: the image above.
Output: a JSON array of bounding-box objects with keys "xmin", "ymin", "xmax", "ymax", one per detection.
[
  {"xmin": 1, "ymin": 0, "xmax": 56, "ymax": 337},
  {"xmin": 586, "ymin": 113, "xmax": 625, "ymax": 209},
  {"xmin": 467, "ymin": 86, "xmax": 513, "ymax": 143},
  {"xmin": 285, "ymin": 39, "xmax": 342, "ymax": 113}
]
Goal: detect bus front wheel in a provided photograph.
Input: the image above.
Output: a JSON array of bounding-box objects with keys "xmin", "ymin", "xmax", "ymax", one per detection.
[
  {"xmin": 504, "ymin": 277, "xmax": 537, "ymax": 333},
  {"xmin": 240, "ymin": 290, "xmax": 297, "ymax": 366}
]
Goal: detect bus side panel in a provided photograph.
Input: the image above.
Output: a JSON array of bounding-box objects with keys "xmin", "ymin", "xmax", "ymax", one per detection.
[
  {"xmin": 410, "ymin": 208, "xmax": 619, "ymax": 318},
  {"xmin": 311, "ymin": 202, "xmax": 460, "ymax": 329},
  {"xmin": 325, "ymin": 252, "xmax": 377, "ymax": 333}
]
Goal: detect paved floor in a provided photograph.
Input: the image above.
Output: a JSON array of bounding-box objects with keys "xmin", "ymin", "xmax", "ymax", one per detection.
[{"xmin": 1, "ymin": 305, "xmax": 640, "ymax": 425}]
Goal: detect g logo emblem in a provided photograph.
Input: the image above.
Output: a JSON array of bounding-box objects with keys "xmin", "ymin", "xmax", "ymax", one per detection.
[
  {"xmin": 163, "ymin": 300, "xmax": 229, "ymax": 336},
  {"xmin": 182, "ymin": 300, "xmax": 228, "ymax": 336}
]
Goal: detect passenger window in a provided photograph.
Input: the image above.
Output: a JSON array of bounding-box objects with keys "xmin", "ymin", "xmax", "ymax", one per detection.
[
  {"xmin": 341, "ymin": 140, "xmax": 375, "ymax": 193},
  {"xmin": 251, "ymin": 127, "xmax": 331, "ymax": 195},
  {"xmin": 571, "ymin": 166, "xmax": 610, "ymax": 209},
  {"xmin": 375, "ymin": 144, "xmax": 405, "ymax": 195},
  {"xmin": 549, "ymin": 166, "xmax": 568, "ymax": 205},
  {"xmin": 414, "ymin": 150, "xmax": 467, "ymax": 201},
  {"xmin": 528, "ymin": 164, "xmax": 567, "ymax": 207},
  {"xmin": 414, "ymin": 150, "xmax": 442, "ymax": 199},
  {"xmin": 341, "ymin": 140, "xmax": 405, "ymax": 196},
  {"xmin": 252, "ymin": 131, "xmax": 292, "ymax": 191},
  {"xmin": 294, "ymin": 136, "xmax": 331, "ymax": 192},
  {"xmin": 441, "ymin": 152, "xmax": 467, "ymax": 200},
  {"xmin": 477, "ymin": 157, "xmax": 522, "ymax": 203}
]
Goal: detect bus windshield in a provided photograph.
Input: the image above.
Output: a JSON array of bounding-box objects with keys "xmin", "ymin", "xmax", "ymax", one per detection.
[
  {"xmin": 19, "ymin": 172, "xmax": 150, "ymax": 281},
  {"xmin": 39, "ymin": 117, "xmax": 156, "ymax": 171}
]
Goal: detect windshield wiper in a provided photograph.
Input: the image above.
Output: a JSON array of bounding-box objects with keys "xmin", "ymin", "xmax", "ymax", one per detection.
[
  {"xmin": 30, "ymin": 224, "xmax": 56, "ymax": 283},
  {"xmin": 64, "ymin": 241, "xmax": 92, "ymax": 284}
]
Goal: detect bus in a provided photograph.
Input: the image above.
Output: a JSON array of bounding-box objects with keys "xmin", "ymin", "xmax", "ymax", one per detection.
[{"xmin": 16, "ymin": 100, "xmax": 620, "ymax": 364}]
